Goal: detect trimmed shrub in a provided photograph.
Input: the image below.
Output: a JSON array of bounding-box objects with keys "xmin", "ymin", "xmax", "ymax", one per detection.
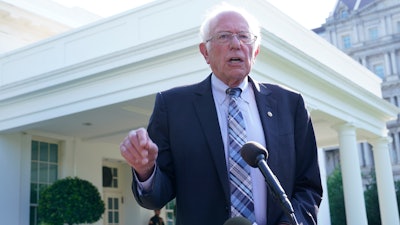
[{"xmin": 38, "ymin": 177, "xmax": 105, "ymax": 225}]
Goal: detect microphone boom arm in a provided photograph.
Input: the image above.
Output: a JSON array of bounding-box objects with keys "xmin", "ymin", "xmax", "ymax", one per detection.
[{"xmin": 256, "ymin": 155, "xmax": 299, "ymax": 225}]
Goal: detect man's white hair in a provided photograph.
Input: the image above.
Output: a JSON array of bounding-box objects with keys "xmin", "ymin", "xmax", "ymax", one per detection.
[{"xmin": 199, "ymin": 2, "xmax": 261, "ymax": 47}]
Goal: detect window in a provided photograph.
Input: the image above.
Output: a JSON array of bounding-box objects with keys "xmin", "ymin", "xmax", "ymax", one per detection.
[
  {"xmin": 372, "ymin": 64, "xmax": 385, "ymax": 78},
  {"xmin": 103, "ymin": 166, "xmax": 119, "ymax": 188},
  {"xmin": 165, "ymin": 199, "xmax": 176, "ymax": 225},
  {"xmin": 391, "ymin": 133, "xmax": 398, "ymax": 164},
  {"xmin": 339, "ymin": 9, "xmax": 348, "ymax": 19},
  {"xmin": 368, "ymin": 27, "xmax": 379, "ymax": 40},
  {"xmin": 396, "ymin": 21, "xmax": 400, "ymax": 33},
  {"xmin": 30, "ymin": 140, "xmax": 59, "ymax": 225},
  {"xmin": 103, "ymin": 163, "xmax": 122, "ymax": 225},
  {"xmin": 105, "ymin": 194, "xmax": 121, "ymax": 225},
  {"xmin": 360, "ymin": 143, "xmax": 366, "ymax": 167},
  {"xmin": 342, "ymin": 35, "xmax": 352, "ymax": 49},
  {"xmin": 394, "ymin": 96, "xmax": 399, "ymax": 107}
]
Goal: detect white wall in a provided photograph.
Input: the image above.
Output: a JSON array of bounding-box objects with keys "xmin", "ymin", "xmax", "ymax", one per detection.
[
  {"xmin": 0, "ymin": 130, "xmax": 156, "ymax": 225},
  {"xmin": 73, "ymin": 139, "xmax": 153, "ymax": 225},
  {"xmin": 0, "ymin": 133, "xmax": 31, "ymax": 225}
]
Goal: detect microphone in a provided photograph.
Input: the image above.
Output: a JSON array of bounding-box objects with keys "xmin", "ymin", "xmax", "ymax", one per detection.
[
  {"xmin": 223, "ymin": 217, "xmax": 252, "ymax": 225},
  {"xmin": 240, "ymin": 141, "xmax": 299, "ymax": 225}
]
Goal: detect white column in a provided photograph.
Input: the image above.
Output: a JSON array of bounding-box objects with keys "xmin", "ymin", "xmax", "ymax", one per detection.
[
  {"xmin": 0, "ymin": 133, "xmax": 31, "ymax": 225},
  {"xmin": 335, "ymin": 123, "xmax": 368, "ymax": 225},
  {"xmin": 391, "ymin": 132, "xmax": 399, "ymax": 163},
  {"xmin": 385, "ymin": 52, "xmax": 392, "ymax": 75},
  {"xmin": 370, "ymin": 137, "xmax": 400, "ymax": 225},
  {"xmin": 360, "ymin": 56, "xmax": 367, "ymax": 67},
  {"xmin": 353, "ymin": 24, "xmax": 359, "ymax": 43},
  {"xmin": 390, "ymin": 51, "xmax": 398, "ymax": 75},
  {"xmin": 382, "ymin": 17, "xmax": 388, "ymax": 36},
  {"xmin": 386, "ymin": 16, "xmax": 393, "ymax": 35},
  {"xmin": 396, "ymin": 131, "xmax": 400, "ymax": 164},
  {"xmin": 60, "ymin": 137, "xmax": 78, "ymax": 178},
  {"xmin": 317, "ymin": 148, "xmax": 331, "ymax": 225}
]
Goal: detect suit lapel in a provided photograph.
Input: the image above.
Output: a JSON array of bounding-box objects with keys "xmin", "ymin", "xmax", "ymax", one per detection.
[
  {"xmin": 249, "ymin": 78, "xmax": 278, "ymax": 159},
  {"xmin": 193, "ymin": 76, "xmax": 231, "ymax": 205}
]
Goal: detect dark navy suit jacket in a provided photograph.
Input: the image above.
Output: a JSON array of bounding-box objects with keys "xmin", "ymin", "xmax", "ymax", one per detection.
[{"xmin": 132, "ymin": 75, "xmax": 322, "ymax": 225}]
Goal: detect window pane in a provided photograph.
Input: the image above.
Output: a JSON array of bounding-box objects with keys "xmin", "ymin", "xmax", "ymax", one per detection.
[
  {"xmin": 49, "ymin": 164, "xmax": 58, "ymax": 183},
  {"xmin": 30, "ymin": 183, "xmax": 38, "ymax": 204},
  {"xmin": 397, "ymin": 21, "xmax": 400, "ymax": 33},
  {"xmin": 31, "ymin": 162, "xmax": 38, "ymax": 182},
  {"xmin": 114, "ymin": 212, "xmax": 119, "ymax": 223},
  {"xmin": 342, "ymin": 35, "xmax": 351, "ymax": 49},
  {"xmin": 108, "ymin": 198, "xmax": 113, "ymax": 208},
  {"xmin": 39, "ymin": 142, "xmax": 48, "ymax": 161},
  {"xmin": 30, "ymin": 206, "xmax": 37, "ymax": 225},
  {"xmin": 373, "ymin": 64, "xmax": 385, "ymax": 78},
  {"xmin": 114, "ymin": 198, "xmax": 119, "ymax": 209},
  {"xmin": 108, "ymin": 212, "xmax": 113, "ymax": 223},
  {"xmin": 30, "ymin": 140, "xmax": 59, "ymax": 225},
  {"xmin": 49, "ymin": 144, "xmax": 58, "ymax": 162},
  {"xmin": 31, "ymin": 141, "xmax": 38, "ymax": 161},
  {"xmin": 368, "ymin": 27, "xmax": 378, "ymax": 40},
  {"xmin": 39, "ymin": 163, "xmax": 48, "ymax": 183}
]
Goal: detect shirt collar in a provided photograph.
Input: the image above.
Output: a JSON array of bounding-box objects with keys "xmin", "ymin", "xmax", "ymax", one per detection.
[{"xmin": 211, "ymin": 74, "xmax": 249, "ymax": 105}]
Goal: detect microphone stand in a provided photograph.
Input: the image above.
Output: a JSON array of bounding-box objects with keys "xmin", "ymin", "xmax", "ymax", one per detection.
[{"xmin": 257, "ymin": 159, "xmax": 299, "ymax": 225}]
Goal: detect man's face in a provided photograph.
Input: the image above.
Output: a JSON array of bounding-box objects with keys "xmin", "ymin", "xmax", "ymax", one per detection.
[{"xmin": 200, "ymin": 11, "xmax": 260, "ymax": 87}]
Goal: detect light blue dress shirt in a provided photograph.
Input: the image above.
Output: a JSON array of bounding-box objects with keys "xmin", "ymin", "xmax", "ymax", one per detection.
[{"xmin": 211, "ymin": 74, "xmax": 267, "ymax": 225}]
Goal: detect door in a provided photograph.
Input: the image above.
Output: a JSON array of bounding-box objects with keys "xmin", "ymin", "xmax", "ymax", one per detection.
[
  {"xmin": 104, "ymin": 192, "xmax": 122, "ymax": 225},
  {"xmin": 103, "ymin": 161, "xmax": 123, "ymax": 225}
]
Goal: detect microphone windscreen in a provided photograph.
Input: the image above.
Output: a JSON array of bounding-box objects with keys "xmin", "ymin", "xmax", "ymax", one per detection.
[
  {"xmin": 223, "ymin": 216, "xmax": 253, "ymax": 225},
  {"xmin": 240, "ymin": 141, "xmax": 269, "ymax": 167}
]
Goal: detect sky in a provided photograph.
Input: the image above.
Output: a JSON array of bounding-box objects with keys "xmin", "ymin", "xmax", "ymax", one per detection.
[{"xmin": 53, "ymin": 0, "xmax": 337, "ymax": 29}]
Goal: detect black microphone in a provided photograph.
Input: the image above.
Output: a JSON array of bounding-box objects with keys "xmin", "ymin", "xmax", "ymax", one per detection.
[
  {"xmin": 223, "ymin": 216, "xmax": 252, "ymax": 225},
  {"xmin": 240, "ymin": 141, "xmax": 299, "ymax": 225}
]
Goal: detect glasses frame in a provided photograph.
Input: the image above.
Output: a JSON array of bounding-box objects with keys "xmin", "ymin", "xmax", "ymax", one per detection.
[{"xmin": 206, "ymin": 31, "xmax": 257, "ymax": 45}]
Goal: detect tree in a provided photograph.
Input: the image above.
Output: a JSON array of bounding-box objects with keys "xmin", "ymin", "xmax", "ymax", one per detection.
[
  {"xmin": 39, "ymin": 177, "xmax": 105, "ymax": 225},
  {"xmin": 396, "ymin": 180, "xmax": 400, "ymax": 209},
  {"xmin": 364, "ymin": 171, "xmax": 381, "ymax": 225},
  {"xmin": 327, "ymin": 167, "xmax": 346, "ymax": 225},
  {"xmin": 328, "ymin": 167, "xmax": 400, "ymax": 225}
]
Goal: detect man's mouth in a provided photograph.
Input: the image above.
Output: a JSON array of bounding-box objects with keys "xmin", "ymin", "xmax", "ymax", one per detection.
[{"xmin": 229, "ymin": 57, "xmax": 242, "ymax": 62}]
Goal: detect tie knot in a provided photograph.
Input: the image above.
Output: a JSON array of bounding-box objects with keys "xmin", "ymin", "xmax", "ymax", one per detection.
[{"xmin": 226, "ymin": 88, "xmax": 242, "ymax": 98}]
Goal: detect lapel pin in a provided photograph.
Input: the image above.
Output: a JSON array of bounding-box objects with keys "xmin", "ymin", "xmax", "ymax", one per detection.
[{"xmin": 267, "ymin": 111, "xmax": 273, "ymax": 117}]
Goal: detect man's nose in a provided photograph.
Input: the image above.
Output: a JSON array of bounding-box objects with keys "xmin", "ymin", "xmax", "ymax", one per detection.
[{"xmin": 229, "ymin": 35, "xmax": 241, "ymax": 47}]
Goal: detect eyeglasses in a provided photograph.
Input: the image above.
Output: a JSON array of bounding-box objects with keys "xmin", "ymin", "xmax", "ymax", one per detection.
[{"xmin": 206, "ymin": 31, "xmax": 257, "ymax": 44}]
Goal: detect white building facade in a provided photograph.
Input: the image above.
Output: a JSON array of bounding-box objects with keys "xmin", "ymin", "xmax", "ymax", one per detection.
[
  {"xmin": 1, "ymin": 0, "xmax": 399, "ymax": 225},
  {"xmin": 315, "ymin": 0, "xmax": 400, "ymax": 180}
]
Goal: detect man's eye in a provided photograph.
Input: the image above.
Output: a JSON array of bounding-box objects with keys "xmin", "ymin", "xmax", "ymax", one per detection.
[
  {"xmin": 239, "ymin": 34, "xmax": 250, "ymax": 39},
  {"xmin": 218, "ymin": 34, "xmax": 230, "ymax": 39}
]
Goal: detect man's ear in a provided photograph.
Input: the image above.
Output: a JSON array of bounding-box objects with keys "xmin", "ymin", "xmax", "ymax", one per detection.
[
  {"xmin": 255, "ymin": 45, "xmax": 260, "ymax": 57},
  {"xmin": 252, "ymin": 45, "xmax": 260, "ymax": 64},
  {"xmin": 199, "ymin": 43, "xmax": 210, "ymax": 64}
]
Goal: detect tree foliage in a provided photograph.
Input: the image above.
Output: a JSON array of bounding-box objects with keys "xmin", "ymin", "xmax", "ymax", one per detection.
[
  {"xmin": 364, "ymin": 172, "xmax": 381, "ymax": 225},
  {"xmin": 38, "ymin": 177, "xmax": 105, "ymax": 225},
  {"xmin": 327, "ymin": 168, "xmax": 347, "ymax": 225},
  {"xmin": 328, "ymin": 167, "xmax": 400, "ymax": 225}
]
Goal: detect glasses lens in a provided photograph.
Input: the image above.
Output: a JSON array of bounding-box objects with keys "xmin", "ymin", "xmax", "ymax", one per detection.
[{"xmin": 211, "ymin": 32, "xmax": 255, "ymax": 44}]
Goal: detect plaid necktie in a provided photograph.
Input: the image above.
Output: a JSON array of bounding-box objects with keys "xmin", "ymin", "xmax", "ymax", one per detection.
[{"xmin": 226, "ymin": 88, "xmax": 255, "ymax": 223}]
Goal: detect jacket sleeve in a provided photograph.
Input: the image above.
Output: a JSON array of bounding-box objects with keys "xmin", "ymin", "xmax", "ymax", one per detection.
[{"xmin": 131, "ymin": 92, "xmax": 176, "ymax": 210}]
